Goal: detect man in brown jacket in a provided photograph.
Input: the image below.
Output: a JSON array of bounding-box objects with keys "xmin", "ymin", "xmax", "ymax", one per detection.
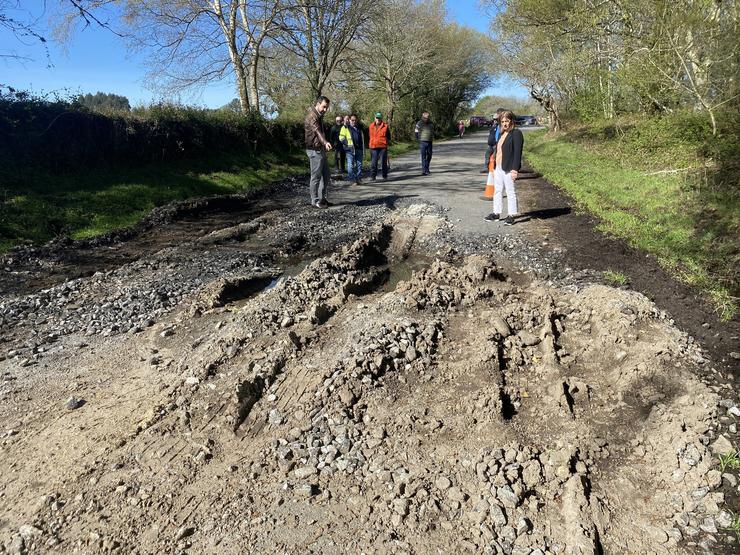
[{"xmin": 304, "ymin": 96, "xmax": 333, "ymax": 208}]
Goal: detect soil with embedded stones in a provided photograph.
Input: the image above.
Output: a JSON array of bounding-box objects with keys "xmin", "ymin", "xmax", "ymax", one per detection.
[{"xmin": 0, "ymin": 177, "xmax": 737, "ymax": 554}]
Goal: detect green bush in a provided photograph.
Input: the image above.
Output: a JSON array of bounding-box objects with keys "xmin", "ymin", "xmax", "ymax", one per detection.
[{"xmin": 0, "ymin": 90, "xmax": 305, "ymax": 187}]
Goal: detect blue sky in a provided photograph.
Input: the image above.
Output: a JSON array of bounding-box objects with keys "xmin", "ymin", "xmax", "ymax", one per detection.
[{"xmin": 0, "ymin": 0, "xmax": 528, "ymax": 107}]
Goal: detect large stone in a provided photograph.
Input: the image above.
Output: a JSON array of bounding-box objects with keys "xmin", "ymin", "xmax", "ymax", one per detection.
[
  {"xmin": 447, "ymin": 487, "xmax": 467, "ymax": 502},
  {"xmin": 710, "ymin": 434, "xmax": 733, "ymax": 455},
  {"xmin": 495, "ymin": 485, "xmax": 519, "ymax": 508},
  {"xmin": 294, "ymin": 465, "xmax": 318, "ymax": 479},
  {"xmin": 489, "ymin": 503, "xmax": 507, "ymax": 528},
  {"xmin": 18, "ymin": 525, "xmax": 42, "ymax": 539},
  {"xmin": 518, "ymin": 330, "xmax": 540, "ymax": 346},
  {"xmin": 491, "ymin": 316, "xmax": 511, "ymax": 338}
]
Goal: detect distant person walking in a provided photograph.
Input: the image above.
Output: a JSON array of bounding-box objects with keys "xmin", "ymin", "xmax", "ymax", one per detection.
[
  {"xmin": 340, "ymin": 114, "xmax": 365, "ymax": 185},
  {"xmin": 458, "ymin": 120, "xmax": 465, "ymax": 137},
  {"xmin": 484, "ymin": 110, "xmax": 523, "ymax": 225},
  {"xmin": 304, "ymin": 95, "xmax": 333, "ymax": 209},
  {"xmin": 482, "ymin": 108, "xmax": 505, "ymax": 173},
  {"xmin": 368, "ymin": 112, "xmax": 390, "ymax": 181},
  {"xmin": 415, "ymin": 111, "xmax": 434, "ymax": 175},
  {"xmin": 329, "ymin": 115, "xmax": 346, "ymax": 176}
]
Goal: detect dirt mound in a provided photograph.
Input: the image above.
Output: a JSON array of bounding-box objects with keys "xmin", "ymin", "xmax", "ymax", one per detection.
[{"xmin": 0, "ymin": 205, "xmax": 730, "ymax": 554}]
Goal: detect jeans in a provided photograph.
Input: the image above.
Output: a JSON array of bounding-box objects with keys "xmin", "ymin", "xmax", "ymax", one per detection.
[
  {"xmin": 420, "ymin": 141, "xmax": 433, "ymax": 173},
  {"xmin": 370, "ymin": 148, "xmax": 388, "ymax": 179},
  {"xmin": 493, "ymin": 167, "xmax": 518, "ymax": 216},
  {"xmin": 306, "ymin": 149, "xmax": 330, "ymax": 204},
  {"xmin": 346, "ymin": 149, "xmax": 363, "ymax": 180}
]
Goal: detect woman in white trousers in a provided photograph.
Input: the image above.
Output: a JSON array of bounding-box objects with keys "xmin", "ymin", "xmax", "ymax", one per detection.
[{"xmin": 484, "ymin": 110, "xmax": 524, "ymax": 225}]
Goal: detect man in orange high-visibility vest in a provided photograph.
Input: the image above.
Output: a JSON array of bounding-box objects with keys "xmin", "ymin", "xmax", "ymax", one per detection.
[{"xmin": 368, "ymin": 112, "xmax": 391, "ymax": 181}]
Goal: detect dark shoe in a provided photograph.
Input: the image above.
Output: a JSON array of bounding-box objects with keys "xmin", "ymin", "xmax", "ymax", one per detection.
[
  {"xmin": 354, "ymin": 180, "xmax": 361, "ymax": 185},
  {"xmin": 371, "ymin": 176, "xmax": 377, "ymax": 181},
  {"xmin": 323, "ymin": 199, "xmax": 334, "ymax": 207},
  {"xmin": 316, "ymin": 200, "xmax": 329, "ymax": 209},
  {"xmin": 484, "ymin": 213, "xmax": 499, "ymax": 222},
  {"xmin": 504, "ymin": 215, "xmax": 515, "ymax": 225}
]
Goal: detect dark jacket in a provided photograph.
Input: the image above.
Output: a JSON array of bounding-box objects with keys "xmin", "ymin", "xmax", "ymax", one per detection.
[
  {"xmin": 329, "ymin": 123, "xmax": 343, "ymax": 148},
  {"xmin": 415, "ymin": 120, "xmax": 434, "ymax": 142},
  {"xmin": 339, "ymin": 123, "xmax": 365, "ymax": 153},
  {"xmin": 487, "ymin": 123, "xmax": 500, "ymax": 146},
  {"xmin": 498, "ymin": 128, "xmax": 524, "ymax": 172},
  {"xmin": 304, "ymin": 107, "xmax": 329, "ymax": 150}
]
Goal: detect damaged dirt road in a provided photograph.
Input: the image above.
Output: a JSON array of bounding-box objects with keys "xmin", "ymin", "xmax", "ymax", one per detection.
[{"xmin": 0, "ymin": 136, "xmax": 737, "ymax": 554}]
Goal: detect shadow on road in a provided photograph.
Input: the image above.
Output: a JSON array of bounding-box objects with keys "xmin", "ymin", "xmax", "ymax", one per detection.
[
  {"xmin": 344, "ymin": 194, "xmax": 420, "ymax": 209},
  {"xmin": 517, "ymin": 207, "xmax": 572, "ymax": 222}
]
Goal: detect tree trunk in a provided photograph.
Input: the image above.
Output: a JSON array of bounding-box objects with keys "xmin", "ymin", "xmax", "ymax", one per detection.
[
  {"xmin": 214, "ymin": 0, "xmax": 250, "ymax": 113},
  {"xmin": 530, "ymin": 87, "xmax": 560, "ymax": 131},
  {"xmin": 248, "ymin": 54, "xmax": 260, "ymax": 112},
  {"xmin": 233, "ymin": 56, "xmax": 251, "ymax": 113}
]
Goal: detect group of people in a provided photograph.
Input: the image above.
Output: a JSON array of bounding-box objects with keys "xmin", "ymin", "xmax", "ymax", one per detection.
[
  {"xmin": 304, "ymin": 96, "xmax": 523, "ymax": 226},
  {"xmin": 327, "ymin": 112, "xmax": 391, "ymax": 186}
]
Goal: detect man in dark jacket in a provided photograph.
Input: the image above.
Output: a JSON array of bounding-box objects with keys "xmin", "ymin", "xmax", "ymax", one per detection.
[
  {"xmin": 414, "ymin": 111, "xmax": 434, "ymax": 175},
  {"xmin": 304, "ymin": 96, "xmax": 333, "ymax": 208},
  {"xmin": 329, "ymin": 115, "xmax": 346, "ymax": 176},
  {"xmin": 482, "ymin": 108, "xmax": 505, "ymax": 173}
]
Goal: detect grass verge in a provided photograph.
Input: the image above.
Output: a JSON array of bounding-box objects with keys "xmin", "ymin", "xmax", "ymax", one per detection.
[
  {"xmin": 0, "ymin": 151, "xmax": 306, "ymax": 251},
  {"xmin": 525, "ymin": 129, "xmax": 738, "ymax": 321}
]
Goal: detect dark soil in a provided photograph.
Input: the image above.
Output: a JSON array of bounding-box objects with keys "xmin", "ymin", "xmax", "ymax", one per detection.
[{"xmin": 0, "ymin": 195, "xmax": 287, "ymax": 297}]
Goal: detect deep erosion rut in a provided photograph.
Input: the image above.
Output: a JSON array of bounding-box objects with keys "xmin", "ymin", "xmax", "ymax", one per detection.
[{"xmin": 0, "ymin": 202, "xmax": 731, "ymax": 554}]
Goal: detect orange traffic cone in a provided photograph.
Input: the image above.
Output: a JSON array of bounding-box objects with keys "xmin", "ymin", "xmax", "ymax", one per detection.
[{"xmin": 481, "ymin": 154, "xmax": 495, "ymax": 200}]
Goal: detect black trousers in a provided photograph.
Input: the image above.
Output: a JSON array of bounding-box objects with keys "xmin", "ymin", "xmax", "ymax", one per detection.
[
  {"xmin": 334, "ymin": 147, "xmax": 346, "ymax": 172},
  {"xmin": 484, "ymin": 145, "xmax": 494, "ymax": 168}
]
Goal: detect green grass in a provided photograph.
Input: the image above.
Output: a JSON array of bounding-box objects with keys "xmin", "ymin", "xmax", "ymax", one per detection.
[
  {"xmin": 525, "ymin": 129, "xmax": 738, "ymax": 321},
  {"xmin": 0, "ymin": 151, "xmax": 306, "ymax": 250},
  {"xmin": 603, "ymin": 270, "xmax": 629, "ymax": 286},
  {"xmin": 718, "ymin": 451, "xmax": 740, "ymax": 472},
  {"xmin": 729, "ymin": 513, "xmax": 740, "ymax": 540}
]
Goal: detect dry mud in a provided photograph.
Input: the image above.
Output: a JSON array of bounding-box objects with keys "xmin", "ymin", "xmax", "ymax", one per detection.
[{"xmin": 0, "ymin": 201, "xmax": 732, "ymax": 554}]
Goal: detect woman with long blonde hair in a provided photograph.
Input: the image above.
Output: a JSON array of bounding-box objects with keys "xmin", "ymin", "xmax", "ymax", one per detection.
[{"xmin": 484, "ymin": 110, "xmax": 523, "ymax": 225}]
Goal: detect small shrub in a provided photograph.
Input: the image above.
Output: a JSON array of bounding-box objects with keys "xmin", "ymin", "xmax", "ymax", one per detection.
[{"xmin": 603, "ymin": 270, "xmax": 629, "ymax": 286}]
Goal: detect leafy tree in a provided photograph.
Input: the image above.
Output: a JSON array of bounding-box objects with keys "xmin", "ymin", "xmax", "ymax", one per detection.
[{"xmin": 75, "ymin": 91, "xmax": 131, "ymax": 112}]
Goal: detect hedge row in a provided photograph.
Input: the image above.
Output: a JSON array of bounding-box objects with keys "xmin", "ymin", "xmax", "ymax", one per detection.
[{"xmin": 0, "ymin": 95, "xmax": 305, "ymax": 177}]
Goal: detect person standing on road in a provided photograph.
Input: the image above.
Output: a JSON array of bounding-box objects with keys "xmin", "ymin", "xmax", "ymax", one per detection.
[
  {"xmin": 329, "ymin": 115, "xmax": 346, "ymax": 177},
  {"xmin": 304, "ymin": 95, "xmax": 333, "ymax": 209},
  {"xmin": 415, "ymin": 111, "xmax": 434, "ymax": 175},
  {"xmin": 458, "ymin": 120, "xmax": 465, "ymax": 137},
  {"xmin": 368, "ymin": 112, "xmax": 390, "ymax": 181},
  {"xmin": 340, "ymin": 114, "xmax": 365, "ymax": 185},
  {"xmin": 484, "ymin": 110, "xmax": 523, "ymax": 225},
  {"xmin": 482, "ymin": 108, "xmax": 505, "ymax": 173}
]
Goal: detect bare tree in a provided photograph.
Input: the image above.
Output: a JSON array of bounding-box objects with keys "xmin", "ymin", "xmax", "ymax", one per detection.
[
  {"xmin": 0, "ymin": 0, "xmax": 49, "ymax": 63},
  {"xmin": 121, "ymin": 0, "xmax": 282, "ymax": 112},
  {"xmin": 274, "ymin": 0, "xmax": 376, "ymax": 99},
  {"xmin": 353, "ymin": 0, "xmax": 436, "ymax": 128}
]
